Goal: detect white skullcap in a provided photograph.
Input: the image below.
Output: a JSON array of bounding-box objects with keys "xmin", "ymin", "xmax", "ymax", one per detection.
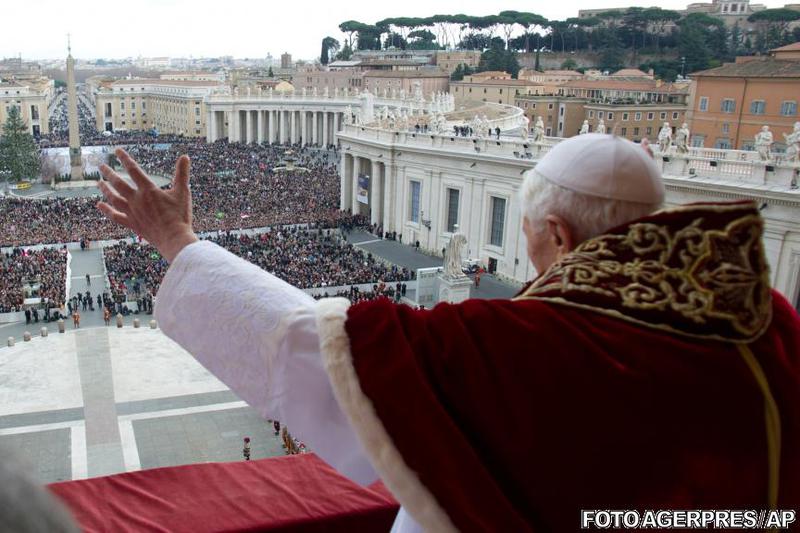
[{"xmin": 534, "ymin": 133, "xmax": 665, "ymax": 204}]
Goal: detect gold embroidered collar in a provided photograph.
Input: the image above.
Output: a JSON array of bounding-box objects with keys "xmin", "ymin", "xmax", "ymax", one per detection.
[{"xmin": 516, "ymin": 202, "xmax": 773, "ymax": 343}]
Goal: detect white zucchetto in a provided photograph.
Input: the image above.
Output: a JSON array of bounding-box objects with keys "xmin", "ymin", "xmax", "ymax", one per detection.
[{"xmin": 534, "ymin": 133, "xmax": 665, "ymax": 204}]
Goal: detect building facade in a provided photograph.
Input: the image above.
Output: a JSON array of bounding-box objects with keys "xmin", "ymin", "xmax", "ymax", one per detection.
[
  {"xmin": 95, "ymin": 79, "xmax": 222, "ymax": 136},
  {"xmin": 0, "ymin": 79, "xmax": 52, "ymax": 136},
  {"xmin": 451, "ymin": 74, "xmax": 546, "ymax": 105},
  {"xmin": 338, "ymin": 119, "xmax": 800, "ymax": 308},
  {"xmin": 690, "ymin": 50, "xmax": 800, "ymax": 150}
]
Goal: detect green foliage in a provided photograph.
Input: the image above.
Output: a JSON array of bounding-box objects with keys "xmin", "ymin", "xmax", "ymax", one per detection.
[
  {"xmin": 747, "ymin": 8, "xmax": 800, "ymax": 53},
  {"xmin": 320, "ymin": 36, "xmax": 340, "ymax": 65},
  {"xmin": 450, "ymin": 63, "xmax": 475, "ymax": 81},
  {"xmin": 54, "ymin": 80, "xmax": 66, "ymax": 89},
  {"xmin": 268, "ymin": 66, "xmax": 274, "ymax": 77},
  {"xmin": 561, "ymin": 58, "xmax": 577, "ymax": 70},
  {"xmin": 747, "ymin": 8, "xmax": 800, "ymax": 23},
  {"xmin": 478, "ymin": 44, "xmax": 520, "ymax": 78},
  {"xmin": 0, "ymin": 106, "xmax": 40, "ymax": 183}
]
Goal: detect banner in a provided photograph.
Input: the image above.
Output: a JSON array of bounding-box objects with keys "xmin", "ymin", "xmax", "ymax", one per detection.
[{"xmin": 357, "ymin": 174, "xmax": 369, "ymax": 204}]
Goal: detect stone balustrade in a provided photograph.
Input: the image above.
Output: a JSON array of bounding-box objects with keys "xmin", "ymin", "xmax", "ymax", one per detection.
[{"xmin": 341, "ymin": 122, "xmax": 800, "ymax": 191}]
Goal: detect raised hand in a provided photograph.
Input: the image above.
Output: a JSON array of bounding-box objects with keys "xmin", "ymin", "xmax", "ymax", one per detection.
[{"xmin": 97, "ymin": 148, "xmax": 198, "ymax": 262}]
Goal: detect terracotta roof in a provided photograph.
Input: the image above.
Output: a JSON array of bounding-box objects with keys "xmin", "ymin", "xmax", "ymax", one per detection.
[
  {"xmin": 612, "ymin": 68, "xmax": 651, "ymax": 77},
  {"xmin": 471, "ymin": 70, "xmax": 509, "ymax": 76},
  {"xmin": 363, "ymin": 70, "xmax": 448, "ymax": 78},
  {"xmin": 771, "ymin": 42, "xmax": 800, "ymax": 52},
  {"xmin": 452, "ymin": 79, "xmax": 541, "ymax": 86},
  {"xmin": 692, "ymin": 59, "xmax": 800, "ymax": 78},
  {"xmin": 561, "ymin": 79, "xmax": 661, "ymax": 91},
  {"xmin": 542, "ymin": 69, "xmax": 582, "ymax": 76}
]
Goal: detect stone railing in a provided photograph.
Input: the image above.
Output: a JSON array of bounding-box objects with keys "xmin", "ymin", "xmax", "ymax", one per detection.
[
  {"xmin": 340, "ymin": 123, "xmax": 555, "ymax": 161},
  {"xmin": 341, "ymin": 122, "xmax": 800, "ymax": 189},
  {"xmin": 205, "ymin": 91, "xmax": 454, "ymax": 114}
]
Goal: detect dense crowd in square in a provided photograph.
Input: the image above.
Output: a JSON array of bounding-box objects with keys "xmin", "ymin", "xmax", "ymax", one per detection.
[{"xmin": 0, "ymin": 247, "xmax": 67, "ymax": 313}]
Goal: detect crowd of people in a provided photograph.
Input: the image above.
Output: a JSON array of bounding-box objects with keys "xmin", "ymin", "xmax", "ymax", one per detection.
[
  {"xmin": 102, "ymin": 227, "xmax": 413, "ymax": 298},
  {"xmin": 0, "ymin": 247, "xmax": 66, "ymax": 313},
  {"xmin": 103, "ymin": 241, "xmax": 166, "ymax": 306},
  {"xmin": 1, "ymin": 141, "xmax": 357, "ymax": 248},
  {"xmin": 313, "ymin": 282, "xmax": 407, "ymax": 304}
]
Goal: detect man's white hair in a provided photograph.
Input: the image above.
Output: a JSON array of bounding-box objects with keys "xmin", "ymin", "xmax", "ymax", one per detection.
[{"xmin": 521, "ymin": 170, "xmax": 662, "ymax": 245}]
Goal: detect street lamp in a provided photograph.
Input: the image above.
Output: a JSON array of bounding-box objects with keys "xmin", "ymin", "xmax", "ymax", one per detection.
[{"xmin": 680, "ymin": 57, "xmax": 687, "ymax": 79}]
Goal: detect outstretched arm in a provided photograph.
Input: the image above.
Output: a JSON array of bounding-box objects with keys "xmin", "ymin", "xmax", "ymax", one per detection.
[{"xmin": 96, "ymin": 149, "xmax": 377, "ymax": 484}]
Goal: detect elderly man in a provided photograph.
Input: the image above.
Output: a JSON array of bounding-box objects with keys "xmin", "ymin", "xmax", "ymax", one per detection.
[{"xmin": 96, "ymin": 134, "xmax": 799, "ymax": 532}]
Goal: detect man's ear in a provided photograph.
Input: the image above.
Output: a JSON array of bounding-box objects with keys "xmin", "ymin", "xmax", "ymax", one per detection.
[{"xmin": 545, "ymin": 214, "xmax": 575, "ymax": 258}]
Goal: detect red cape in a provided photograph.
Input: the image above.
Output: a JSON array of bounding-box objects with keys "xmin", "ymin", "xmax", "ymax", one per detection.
[{"xmin": 316, "ymin": 202, "xmax": 800, "ymax": 531}]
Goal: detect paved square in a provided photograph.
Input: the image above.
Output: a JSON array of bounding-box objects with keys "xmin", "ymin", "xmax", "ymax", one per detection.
[
  {"xmin": 133, "ymin": 407, "xmax": 284, "ymax": 469},
  {"xmin": 0, "ymin": 428, "xmax": 72, "ymax": 483}
]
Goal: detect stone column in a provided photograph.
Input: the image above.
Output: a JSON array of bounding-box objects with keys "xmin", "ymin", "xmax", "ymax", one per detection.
[
  {"xmin": 228, "ymin": 110, "xmax": 238, "ymax": 142},
  {"xmin": 268, "ymin": 109, "xmax": 276, "ymax": 143},
  {"xmin": 206, "ymin": 110, "xmax": 215, "ymax": 142},
  {"xmin": 290, "ymin": 110, "xmax": 297, "ymax": 144},
  {"xmin": 371, "ymin": 159, "xmax": 382, "ymax": 226},
  {"xmin": 245, "ymin": 110, "xmax": 253, "ymax": 144},
  {"xmin": 322, "ymin": 112, "xmax": 329, "ymax": 148},
  {"xmin": 340, "ymin": 151, "xmax": 351, "ymax": 211},
  {"xmin": 384, "ymin": 163, "xmax": 396, "ymax": 233},
  {"xmin": 332, "ymin": 112, "xmax": 339, "ymax": 145},
  {"xmin": 257, "ymin": 110, "xmax": 264, "ymax": 144},
  {"xmin": 352, "ymin": 156, "xmax": 361, "ymax": 215},
  {"xmin": 279, "ymin": 110, "xmax": 286, "ymax": 144},
  {"xmin": 311, "ymin": 111, "xmax": 318, "ymax": 145},
  {"xmin": 301, "ymin": 111, "xmax": 307, "ymax": 146}
]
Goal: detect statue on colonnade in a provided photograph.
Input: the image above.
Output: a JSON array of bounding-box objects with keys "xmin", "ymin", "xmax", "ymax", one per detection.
[{"xmin": 755, "ymin": 125, "xmax": 773, "ymax": 161}]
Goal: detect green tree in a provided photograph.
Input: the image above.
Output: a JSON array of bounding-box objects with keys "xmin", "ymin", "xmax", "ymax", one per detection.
[
  {"xmin": 748, "ymin": 8, "xmax": 800, "ymax": 52},
  {"xmin": 561, "ymin": 58, "xmax": 577, "ymax": 70},
  {"xmin": 0, "ymin": 106, "xmax": 40, "ymax": 184},
  {"xmin": 320, "ymin": 36, "xmax": 340, "ymax": 65},
  {"xmin": 478, "ymin": 42, "xmax": 520, "ymax": 77},
  {"xmin": 268, "ymin": 66, "xmax": 274, "ymax": 77}
]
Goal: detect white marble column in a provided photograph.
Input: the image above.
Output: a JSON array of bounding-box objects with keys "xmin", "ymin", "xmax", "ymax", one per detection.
[
  {"xmin": 229, "ymin": 110, "xmax": 238, "ymax": 142},
  {"xmin": 268, "ymin": 110, "xmax": 276, "ymax": 143},
  {"xmin": 340, "ymin": 151, "xmax": 351, "ymax": 211},
  {"xmin": 322, "ymin": 112, "xmax": 329, "ymax": 148},
  {"xmin": 332, "ymin": 112, "xmax": 339, "ymax": 145},
  {"xmin": 290, "ymin": 110, "xmax": 297, "ymax": 144},
  {"xmin": 245, "ymin": 111, "xmax": 253, "ymax": 144},
  {"xmin": 352, "ymin": 156, "xmax": 361, "ymax": 215},
  {"xmin": 383, "ymin": 163, "xmax": 395, "ymax": 232},
  {"xmin": 300, "ymin": 111, "xmax": 307, "ymax": 146},
  {"xmin": 257, "ymin": 110, "xmax": 264, "ymax": 144},
  {"xmin": 279, "ymin": 110, "xmax": 286, "ymax": 144},
  {"xmin": 206, "ymin": 110, "xmax": 215, "ymax": 142},
  {"xmin": 311, "ymin": 111, "xmax": 318, "ymax": 145},
  {"xmin": 370, "ymin": 159, "xmax": 381, "ymax": 226}
]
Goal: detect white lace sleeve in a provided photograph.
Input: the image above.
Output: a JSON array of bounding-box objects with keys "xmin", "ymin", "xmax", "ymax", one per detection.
[{"xmin": 154, "ymin": 240, "xmax": 378, "ymax": 485}]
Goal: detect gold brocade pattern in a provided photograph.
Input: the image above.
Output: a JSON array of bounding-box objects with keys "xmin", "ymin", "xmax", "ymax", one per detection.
[{"xmin": 516, "ymin": 202, "xmax": 773, "ymax": 343}]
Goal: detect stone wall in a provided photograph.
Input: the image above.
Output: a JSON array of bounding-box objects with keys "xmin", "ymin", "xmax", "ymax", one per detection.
[{"xmin": 517, "ymin": 51, "xmax": 679, "ymax": 71}]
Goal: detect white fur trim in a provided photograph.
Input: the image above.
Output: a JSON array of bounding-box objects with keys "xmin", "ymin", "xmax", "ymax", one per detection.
[{"xmin": 315, "ymin": 298, "xmax": 458, "ymax": 533}]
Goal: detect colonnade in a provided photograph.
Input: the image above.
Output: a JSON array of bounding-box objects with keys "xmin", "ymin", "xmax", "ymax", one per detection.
[
  {"xmin": 207, "ymin": 108, "xmax": 344, "ymax": 147},
  {"xmin": 340, "ymin": 152, "xmax": 391, "ymax": 229}
]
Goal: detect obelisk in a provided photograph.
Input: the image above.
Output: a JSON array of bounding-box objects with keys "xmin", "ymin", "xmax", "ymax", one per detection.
[{"xmin": 66, "ymin": 35, "xmax": 83, "ymax": 180}]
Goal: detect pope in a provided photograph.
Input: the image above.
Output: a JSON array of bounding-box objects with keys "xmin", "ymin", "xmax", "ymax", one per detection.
[{"xmin": 96, "ymin": 134, "xmax": 800, "ymax": 532}]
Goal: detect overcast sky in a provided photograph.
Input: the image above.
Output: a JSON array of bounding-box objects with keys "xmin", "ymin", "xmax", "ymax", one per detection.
[{"xmin": 2, "ymin": 0, "xmax": 788, "ymax": 61}]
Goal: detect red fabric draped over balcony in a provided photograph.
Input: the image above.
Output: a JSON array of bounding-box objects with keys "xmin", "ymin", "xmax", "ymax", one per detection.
[{"xmin": 48, "ymin": 454, "xmax": 398, "ymax": 532}]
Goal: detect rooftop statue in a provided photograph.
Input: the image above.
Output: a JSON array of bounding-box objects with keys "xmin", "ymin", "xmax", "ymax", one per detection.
[
  {"xmin": 657, "ymin": 122, "xmax": 672, "ymax": 153},
  {"xmin": 755, "ymin": 125, "xmax": 773, "ymax": 161},
  {"xmin": 781, "ymin": 122, "xmax": 800, "ymax": 163},
  {"xmin": 675, "ymin": 123, "xmax": 691, "ymax": 155}
]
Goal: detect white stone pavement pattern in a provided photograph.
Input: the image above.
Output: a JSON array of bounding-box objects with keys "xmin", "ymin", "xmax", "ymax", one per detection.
[{"xmin": 0, "ymin": 326, "xmax": 285, "ymax": 483}]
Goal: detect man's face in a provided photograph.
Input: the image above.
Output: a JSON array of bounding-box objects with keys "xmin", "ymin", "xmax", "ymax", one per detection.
[{"xmin": 523, "ymin": 216, "xmax": 560, "ymax": 276}]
